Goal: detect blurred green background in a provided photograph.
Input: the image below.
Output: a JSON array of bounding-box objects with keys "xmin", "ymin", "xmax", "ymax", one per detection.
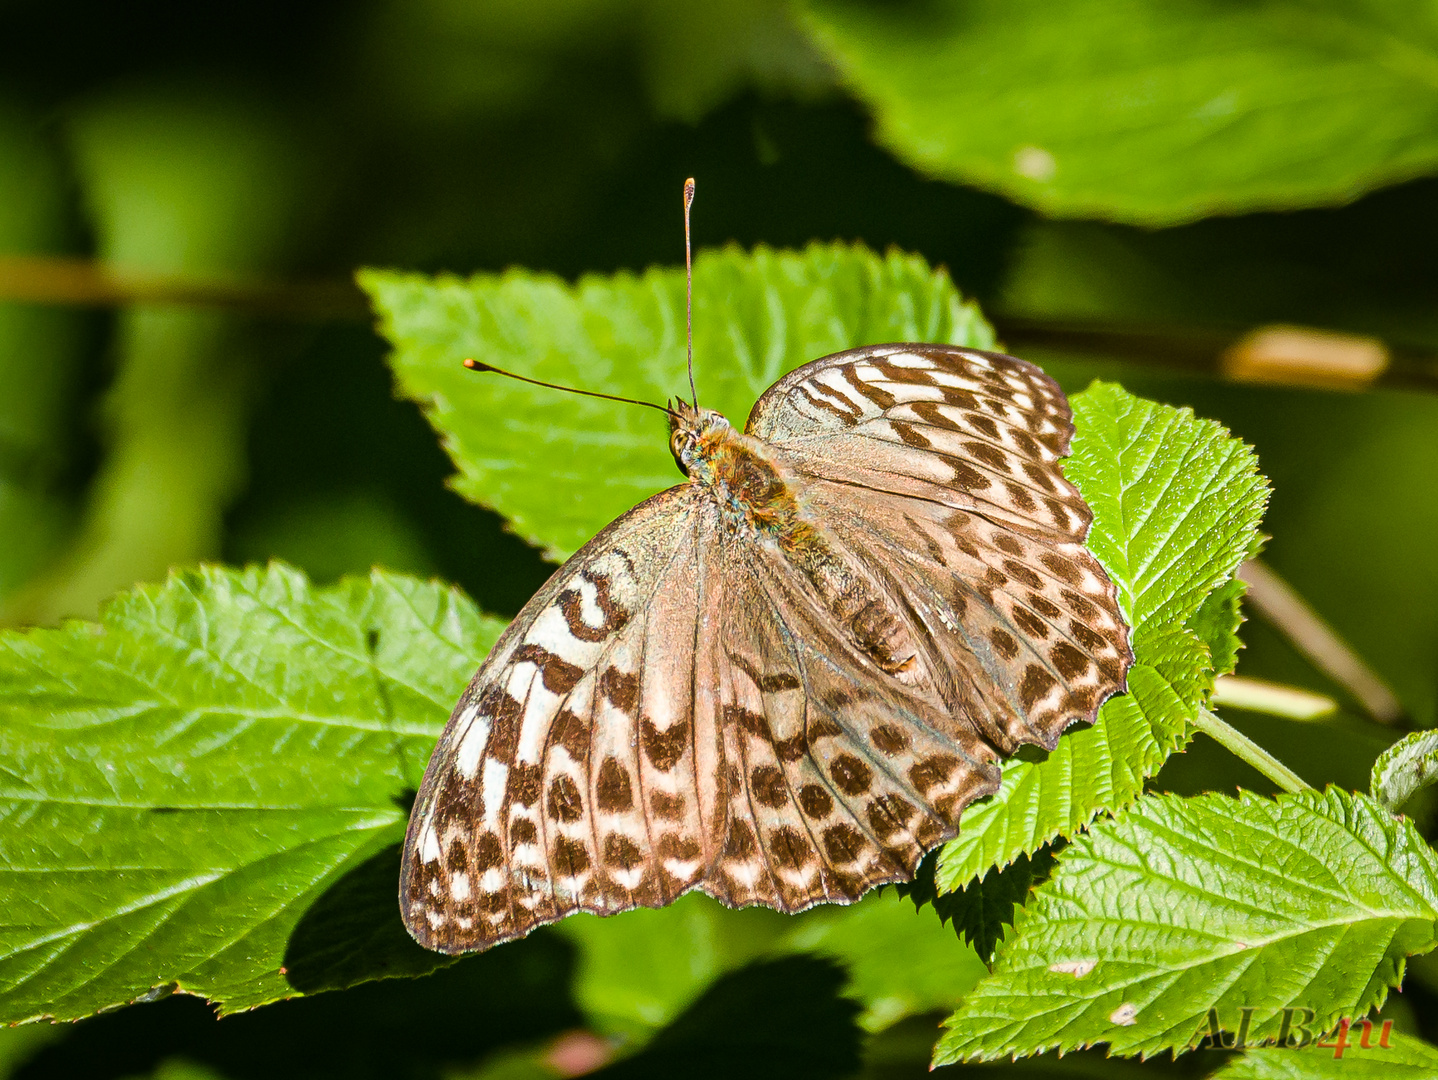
[{"xmin": 3, "ymin": 0, "xmax": 1438, "ymax": 1076}]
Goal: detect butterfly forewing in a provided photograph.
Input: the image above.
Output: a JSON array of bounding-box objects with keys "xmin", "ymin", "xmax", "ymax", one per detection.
[
  {"xmin": 403, "ymin": 487, "xmax": 716, "ymax": 953},
  {"xmin": 402, "ymin": 342, "xmax": 1132, "ymax": 953}
]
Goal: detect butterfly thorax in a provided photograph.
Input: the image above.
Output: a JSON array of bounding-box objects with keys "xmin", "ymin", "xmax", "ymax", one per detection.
[{"xmin": 670, "ymin": 402, "xmax": 921, "ymax": 681}]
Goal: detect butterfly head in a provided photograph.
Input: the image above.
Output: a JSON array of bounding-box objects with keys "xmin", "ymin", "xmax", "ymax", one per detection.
[{"xmin": 669, "ymin": 400, "xmax": 731, "ymax": 475}]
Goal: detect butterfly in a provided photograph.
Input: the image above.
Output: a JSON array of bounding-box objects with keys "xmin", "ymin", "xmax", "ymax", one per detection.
[{"xmin": 399, "ymin": 339, "xmax": 1133, "ymax": 954}]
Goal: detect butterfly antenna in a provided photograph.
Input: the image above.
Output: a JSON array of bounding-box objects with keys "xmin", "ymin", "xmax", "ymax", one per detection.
[
  {"xmin": 684, "ymin": 176, "xmax": 697, "ymax": 409},
  {"xmin": 463, "ymin": 359, "xmax": 677, "ymax": 418}
]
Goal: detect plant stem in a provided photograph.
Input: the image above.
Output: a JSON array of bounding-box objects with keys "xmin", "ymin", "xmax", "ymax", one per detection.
[{"xmin": 1193, "ymin": 707, "xmax": 1312, "ymax": 794}]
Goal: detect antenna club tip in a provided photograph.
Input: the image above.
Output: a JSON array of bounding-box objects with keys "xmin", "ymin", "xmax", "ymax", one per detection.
[
  {"xmin": 684, "ymin": 177, "xmax": 695, "ymax": 204},
  {"xmin": 462, "ymin": 358, "xmax": 488, "ymax": 371}
]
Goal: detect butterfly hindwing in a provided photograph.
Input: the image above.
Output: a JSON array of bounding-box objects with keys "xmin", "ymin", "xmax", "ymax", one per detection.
[
  {"xmin": 748, "ymin": 344, "xmax": 1131, "ymax": 750},
  {"xmin": 704, "ymin": 537, "xmax": 1001, "ymax": 911}
]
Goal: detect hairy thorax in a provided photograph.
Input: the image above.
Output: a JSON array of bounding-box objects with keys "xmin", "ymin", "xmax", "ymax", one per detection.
[{"xmin": 670, "ymin": 403, "xmax": 920, "ymax": 682}]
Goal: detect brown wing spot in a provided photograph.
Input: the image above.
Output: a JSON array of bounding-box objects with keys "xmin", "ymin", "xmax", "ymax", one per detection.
[
  {"xmin": 969, "ymin": 414, "xmax": 1000, "ymax": 439},
  {"xmin": 600, "ymin": 667, "xmax": 639, "ymax": 716},
  {"xmin": 915, "ymin": 817, "xmax": 945, "ymax": 846},
  {"xmin": 659, "ymin": 834, "xmax": 700, "ymax": 860},
  {"xmin": 798, "ymin": 784, "xmax": 833, "ymax": 818},
  {"xmin": 855, "ymin": 365, "xmax": 898, "ymax": 408},
  {"xmin": 597, "ymin": 756, "xmax": 634, "ymax": 812},
  {"xmin": 1003, "ymin": 560, "xmax": 1043, "ymax": 589},
  {"xmin": 1044, "ymin": 496, "xmax": 1074, "ymax": 529},
  {"xmin": 650, "ymin": 790, "xmax": 685, "ymax": 820},
  {"xmin": 553, "ymin": 835, "xmax": 590, "ymax": 875},
  {"xmin": 478, "ymin": 888, "xmax": 511, "ymax": 913},
  {"xmin": 751, "ymin": 764, "xmax": 788, "ymax": 808},
  {"xmin": 602, "ymin": 833, "xmax": 643, "ymax": 870},
  {"xmin": 822, "ymin": 824, "xmax": 865, "ymax": 864},
  {"xmin": 989, "ymin": 627, "xmax": 1019, "ymax": 660},
  {"xmin": 551, "ymin": 710, "xmax": 591, "ymax": 763},
  {"xmin": 894, "ymin": 423, "xmax": 933, "ymax": 449},
  {"xmin": 984, "ymin": 566, "xmax": 1008, "ymax": 588},
  {"xmin": 952, "ymin": 462, "xmax": 991, "ymax": 491},
  {"xmin": 1004, "ymin": 481, "xmax": 1037, "ymax": 512},
  {"xmin": 1012, "ymin": 606, "xmax": 1050, "ymax": 640},
  {"xmin": 436, "ymin": 771, "xmax": 471, "ymax": 820},
  {"xmin": 724, "ymin": 703, "xmax": 770, "ymax": 739},
  {"xmin": 558, "ymin": 589, "xmax": 612, "ymax": 643},
  {"xmin": 867, "ymin": 794, "xmax": 918, "ymax": 841},
  {"xmin": 510, "ymin": 762, "xmax": 542, "ymax": 807},
  {"xmin": 1063, "ymin": 590, "xmax": 1100, "ymax": 620},
  {"xmin": 590, "ymin": 571, "xmax": 630, "ymax": 625},
  {"xmin": 1023, "ymin": 460, "xmax": 1058, "ymax": 491},
  {"xmin": 1069, "ymin": 684, "xmax": 1101, "ymax": 714},
  {"xmin": 1070, "ymin": 620, "xmax": 1110, "ymax": 653},
  {"xmin": 949, "ymin": 589, "xmax": 969, "ymax": 618},
  {"xmin": 941, "ymin": 388, "xmax": 981, "ymax": 412},
  {"xmin": 909, "ymin": 754, "xmax": 959, "ymax": 794},
  {"xmin": 1012, "ymin": 430, "xmax": 1045, "ymax": 460},
  {"xmin": 773, "ymin": 735, "xmax": 808, "ymax": 763},
  {"xmin": 547, "ymin": 775, "xmax": 584, "ymax": 822},
  {"xmin": 641, "ymin": 718, "xmax": 691, "ymax": 771},
  {"xmin": 446, "ymin": 838, "xmax": 468, "ymax": 873},
  {"xmin": 770, "ymin": 826, "xmax": 814, "ymax": 870},
  {"xmin": 1041, "ymin": 552, "xmax": 1083, "ymax": 585},
  {"xmin": 482, "ymin": 690, "xmax": 523, "ymax": 763},
  {"xmin": 870, "ymin": 724, "xmax": 910, "ymax": 755},
  {"xmin": 1050, "ymin": 641, "xmax": 1092, "ymax": 680},
  {"xmin": 831, "ymin": 754, "xmax": 873, "ymax": 795},
  {"xmin": 513, "ymin": 643, "xmax": 583, "ymax": 694},
  {"xmin": 474, "ymin": 831, "xmax": 504, "ymax": 872},
  {"xmin": 1020, "ymin": 664, "xmax": 1059, "ymax": 711},
  {"xmin": 966, "ymin": 441, "xmax": 1009, "ymax": 471},
  {"xmin": 994, "ymin": 535, "xmax": 1024, "ymax": 557},
  {"xmin": 723, "ymin": 820, "xmax": 758, "ymax": 859},
  {"xmin": 758, "ymin": 672, "xmax": 801, "ymax": 692},
  {"xmin": 1028, "ymin": 593, "xmax": 1062, "ymax": 619},
  {"xmin": 511, "ymin": 819, "xmax": 537, "ymax": 845}
]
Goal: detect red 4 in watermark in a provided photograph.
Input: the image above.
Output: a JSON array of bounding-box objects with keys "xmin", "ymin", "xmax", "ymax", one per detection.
[{"xmin": 1193, "ymin": 1006, "xmax": 1395, "ymax": 1057}]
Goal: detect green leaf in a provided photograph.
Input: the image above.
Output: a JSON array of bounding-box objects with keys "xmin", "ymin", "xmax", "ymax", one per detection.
[
  {"xmin": 360, "ymin": 242, "xmax": 994, "ymax": 560},
  {"xmin": 800, "ymin": 0, "xmax": 1438, "ymax": 225},
  {"xmin": 1371, "ymin": 728, "xmax": 1438, "ymax": 813},
  {"xmin": 1188, "ymin": 578, "xmax": 1249, "ymax": 681},
  {"xmin": 1212, "ymin": 1030, "xmax": 1438, "ymax": 1078},
  {"xmin": 935, "ymin": 384, "xmax": 1268, "ymax": 889},
  {"xmin": 0, "ymin": 563, "xmax": 503, "ymax": 1023},
  {"xmin": 1065, "ymin": 383, "xmax": 1269, "ymax": 632},
  {"xmin": 934, "ymin": 788, "xmax": 1438, "ymax": 1064}
]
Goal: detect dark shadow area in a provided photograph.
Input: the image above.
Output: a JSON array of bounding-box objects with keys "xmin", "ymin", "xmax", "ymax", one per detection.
[
  {"xmin": 282, "ymin": 842, "xmax": 450, "ymax": 995},
  {"xmin": 225, "ymin": 321, "xmax": 554, "ymax": 617},
  {"xmin": 593, "ymin": 955, "xmax": 862, "ymax": 1080},
  {"xmin": 16, "ymin": 931, "xmax": 580, "ymax": 1080}
]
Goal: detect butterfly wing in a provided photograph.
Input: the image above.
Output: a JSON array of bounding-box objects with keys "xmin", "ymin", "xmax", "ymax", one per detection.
[
  {"xmin": 405, "ymin": 342, "xmax": 1132, "ymax": 952},
  {"xmin": 402, "ymin": 485, "xmax": 724, "ymax": 953},
  {"xmin": 700, "ymin": 528, "xmax": 1002, "ymax": 912},
  {"xmin": 746, "ymin": 343, "xmax": 1132, "ymax": 754}
]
